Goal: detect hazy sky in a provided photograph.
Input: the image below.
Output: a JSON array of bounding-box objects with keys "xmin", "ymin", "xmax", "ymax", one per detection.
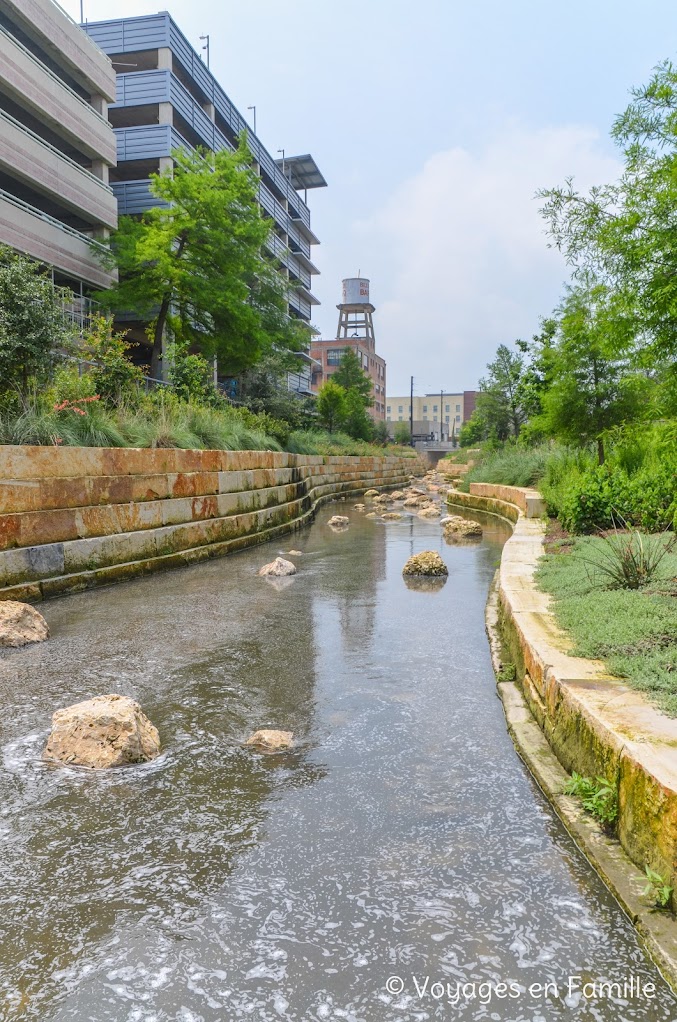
[{"xmin": 66, "ymin": 0, "xmax": 677, "ymax": 393}]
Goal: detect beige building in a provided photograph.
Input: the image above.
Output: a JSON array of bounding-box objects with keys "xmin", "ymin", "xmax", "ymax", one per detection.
[
  {"xmin": 0, "ymin": 0, "xmax": 118, "ymax": 312},
  {"xmin": 386, "ymin": 391, "xmax": 478, "ymax": 439}
]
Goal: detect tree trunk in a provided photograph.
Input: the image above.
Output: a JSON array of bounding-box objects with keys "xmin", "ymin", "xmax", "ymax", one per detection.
[
  {"xmin": 597, "ymin": 437, "xmax": 605, "ymax": 466},
  {"xmin": 150, "ymin": 296, "xmax": 171, "ymax": 381}
]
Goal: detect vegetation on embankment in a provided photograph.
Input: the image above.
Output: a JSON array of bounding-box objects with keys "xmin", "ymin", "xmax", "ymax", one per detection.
[
  {"xmin": 536, "ymin": 535, "xmax": 677, "ymax": 715},
  {"xmin": 449, "ymin": 427, "xmax": 677, "ymax": 534}
]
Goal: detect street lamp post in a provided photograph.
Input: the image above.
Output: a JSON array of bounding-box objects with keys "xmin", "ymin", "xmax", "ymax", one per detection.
[
  {"xmin": 277, "ymin": 148, "xmax": 285, "ymax": 178},
  {"xmin": 199, "ymin": 34, "xmax": 210, "ymax": 68},
  {"xmin": 247, "ymin": 105, "xmax": 257, "ymax": 134}
]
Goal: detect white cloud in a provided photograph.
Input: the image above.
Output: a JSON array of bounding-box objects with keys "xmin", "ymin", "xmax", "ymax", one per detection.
[{"xmin": 357, "ymin": 124, "xmax": 622, "ymax": 395}]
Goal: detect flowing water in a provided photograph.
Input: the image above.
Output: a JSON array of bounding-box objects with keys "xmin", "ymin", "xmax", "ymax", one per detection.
[{"xmin": 0, "ymin": 503, "xmax": 674, "ymax": 1021}]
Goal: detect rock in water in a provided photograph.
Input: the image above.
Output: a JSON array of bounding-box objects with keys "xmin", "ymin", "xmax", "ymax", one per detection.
[
  {"xmin": 44, "ymin": 694, "xmax": 160, "ymax": 769},
  {"xmin": 328, "ymin": 515, "xmax": 349, "ymax": 527},
  {"xmin": 444, "ymin": 518, "xmax": 483, "ymax": 537},
  {"xmin": 418, "ymin": 505, "xmax": 442, "ymax": 518},
  {"xmin": 258, "ymin": 557, "xmax": 297, "ymax": 576},
  {"xmin": 288, "ymin": 549, "xmax": 303, "ymax": 556},
  {"xmin": 245, "ymin": 729, "xmax": 294, "ymax": 752},
  {"xmin": 381, "ymin": 512, "xmax": 403, "ymax": 520},
  {"xmin": 364, "ymin": 489, "xmax": 379, "ymax": 497},
  {"xmin": 402, "ymin": 551, "xmax": 449, "ymax": 577},
  {"xmin": 0, "ymin": 601, "xmax": 49, "ymax": 648}
]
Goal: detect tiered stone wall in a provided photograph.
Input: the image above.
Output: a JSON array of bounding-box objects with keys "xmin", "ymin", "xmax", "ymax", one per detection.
[{"xmin": 0, "ymin": 446, "xmax": 418, "ymax": 601}]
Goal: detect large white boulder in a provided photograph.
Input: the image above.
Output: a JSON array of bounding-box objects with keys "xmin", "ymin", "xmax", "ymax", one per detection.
[
  {"xmin": 258, "ymin": 557, "xmax": 297, "ymax": 577},
  {"xmin": 44, "ymin": 694, "xmax": 161, "ymax": 769},
  {"xmin": 0, "ymin": 601, "xmax": 49, "ymax": 648}
]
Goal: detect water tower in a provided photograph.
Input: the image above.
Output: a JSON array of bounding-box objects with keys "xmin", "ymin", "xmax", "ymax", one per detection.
[{"xmin": 336, "ymin": 277, "xmax": 376, "ymax": 350}]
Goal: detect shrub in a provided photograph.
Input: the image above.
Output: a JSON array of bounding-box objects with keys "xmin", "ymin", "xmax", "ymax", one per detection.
[
  {"xmin": 564, "ymin": 773, "xmax": 618, "ymax": 829},
  {"xmin": 81, "ymin": 316, "xmax": 146, "ymax": 405}
]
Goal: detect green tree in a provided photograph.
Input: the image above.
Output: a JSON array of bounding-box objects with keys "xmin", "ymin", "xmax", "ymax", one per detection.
[
  {"xmin": 343, "ymin": 388, "xmax": 374, "ymax": 440},
  {"xmin": 332, "ymin": 348, "xmax": 374, "ymax": 406},
  {"xmin": 393, "ymin": 421, "xmax": 412, "ymax": 445},
  {"xmin": 463, "ymin": 343, "xmax": 526, "ymax": 442},
  {"xmin": 539, "ymin": 60, "xmax": 677, "ymax": 372},
  {"xmin": 166, "ymin": 341, "xmax": 215, "ymax": 403},
  {"xmin": 100, "ymin": 141, "xmax": 289, "ymax": 379},
  {"xmin": 372, "ymin": 420, "xmax": 390, "ymax": 445},
  {"xmin": 538, "ymin": 283, "xmax": 648, "ymax": 464},
  {"xmin": 0, "ymin": 248, "xmax": 72, "ymax": 395},
  {"xmin": 316, "ymin": 379, "xmax": 347, "ymax": 432}
]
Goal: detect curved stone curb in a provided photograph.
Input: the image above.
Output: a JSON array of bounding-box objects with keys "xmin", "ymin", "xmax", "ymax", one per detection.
[{"xmin": 448, "ymin": 484, "xmax": 677, "ymax": 990}]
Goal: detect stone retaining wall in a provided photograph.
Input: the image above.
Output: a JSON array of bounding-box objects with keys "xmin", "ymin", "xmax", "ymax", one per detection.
[
  {"xmin": 449, "ymin": 483, "xmax": 677, "ymax": 896},
  {"xmin": 0, "ymin": 446, "xmax": 418, "ymax": 601}
]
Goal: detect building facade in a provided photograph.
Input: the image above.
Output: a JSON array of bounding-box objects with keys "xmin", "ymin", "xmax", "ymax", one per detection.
[
  {"xmin": 85, "ymin": 13, "xmax": 324, "ymax": 386},
  {"xmin": 0, "ymin": 0, "xmax": 118, "ymax": 310},
  {"xmin": 385, "ymin": 391, "xmax": 478, "ymax": 439},
  {"xmin": 310, "ymin": 278, "xmax": 387, "ymax": 420}
]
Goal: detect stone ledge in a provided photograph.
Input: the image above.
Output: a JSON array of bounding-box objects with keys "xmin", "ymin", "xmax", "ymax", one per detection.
[{"xmin": 468, "ymin": 483, "xmax": 677, "ymax": 985}]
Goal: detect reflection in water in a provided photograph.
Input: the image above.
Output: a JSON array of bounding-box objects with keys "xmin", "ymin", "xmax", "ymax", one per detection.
[{"xmin": 0, "ymin": 505, "xmax": 674, "ymax": 1020}]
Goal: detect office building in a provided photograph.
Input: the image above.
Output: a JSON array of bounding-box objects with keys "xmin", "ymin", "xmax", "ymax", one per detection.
[
  {"xmin": 0, "ymin": 0, "xmax": 118, "ymax": 318},
  {"xmin": 385, "ymin": 391, "xmax": 478, "ymax": 439}
]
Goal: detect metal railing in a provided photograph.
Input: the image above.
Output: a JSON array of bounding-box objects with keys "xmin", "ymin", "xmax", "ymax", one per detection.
[
  {"xmin": 0, "ymin": 109, "xmax": 113, "ymax": 194},
  {"xmin": 1, "ymin": 26, "xmax": 110, "ymax": 129},
  {"xmin": 46, "ymin": 0, "xmax": 112, "ymax": 62},
  {"xmin": 0, "ymin": 187, "xmax": 110, "ymax": 254}
]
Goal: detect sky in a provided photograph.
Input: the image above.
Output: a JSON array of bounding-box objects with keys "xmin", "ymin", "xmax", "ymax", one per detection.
[{"xmin": 65, "ymin": 0, "xmax": 677, "ymax": 394}]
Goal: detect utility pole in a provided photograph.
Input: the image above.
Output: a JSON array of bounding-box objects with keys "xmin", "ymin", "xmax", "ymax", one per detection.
[{"xmin": 409, "ymin": 375, "xmax": 414, "ymax": 447}]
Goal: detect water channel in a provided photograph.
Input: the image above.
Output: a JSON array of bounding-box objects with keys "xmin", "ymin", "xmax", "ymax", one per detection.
[{"xmin": 0, "ymin": 503, "xmax": 674, "ymax": 1021}]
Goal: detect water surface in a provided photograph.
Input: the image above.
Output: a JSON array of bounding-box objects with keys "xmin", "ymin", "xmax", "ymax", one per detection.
[{"xmin": 0, "ymin": 503, "xmax": 673, "ymax": 1021}]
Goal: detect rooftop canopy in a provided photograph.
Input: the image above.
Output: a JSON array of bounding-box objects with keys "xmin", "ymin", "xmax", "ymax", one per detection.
[{"xmin": 276, "ymin": 154, "xmax": 327, "ymax": 191}]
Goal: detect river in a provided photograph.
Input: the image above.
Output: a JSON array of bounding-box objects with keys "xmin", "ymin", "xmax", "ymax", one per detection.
[{"xmin": 0, "ymin": 502, "xmax": 674, "ymax": 1021}]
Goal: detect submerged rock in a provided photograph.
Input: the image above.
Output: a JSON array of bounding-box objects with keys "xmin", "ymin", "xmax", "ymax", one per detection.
[
  {"xmin": 44, "ymin": 694, "xmax": 161, "ymax": 769},
  {"xmin": 390, "ymin": 490, "xmax": 405, "ymax": 500},
  {"xmin": 364, "ymin": 489, "xmax": 379, "ymax": 497},
  {"xmin": 403, "ymin": 575, "xmax": 448, "ymax": 593},
  {"xmin": 328, "ymin": 515, "xmax": 350, "ymax": 527},
  {"xmin": 0, "ymin": 601, "xmax": 49, "ymax": 648},
  {"xmin": 245, "ymin": 729, "xmax": 294, "ymax": 752},
  {"xmin": 258, "ymin": 556, "xmax": 297, "ymax": 577},
  {"xmin": 288, "ymin": 550, "xmax": 303, "ymax": 556},
  {"xmin": 402, "ymin": 551, "xmax": 448, "ymax": 577},
  {"xmin": 365, "ymin": 512, "xmax": 378, "ymax": 519},
  {"xmin": 353, "ymin": 503, "xmax": 366, "ymax": 510},
  {"xmin": 381, "ymin": 512, "xmax": 403, "ymax": 520}
]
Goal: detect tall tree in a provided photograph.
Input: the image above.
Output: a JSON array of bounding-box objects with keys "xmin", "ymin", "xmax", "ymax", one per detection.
[
  {"xmin": 539, "ymin": 60, "xmax": 677, "ymax": 372},
  {"xmin": 99, "ymin": 141, "xmax": 289, "ymax": 378},
  {"xmin": 538, "ymin": 282, "xmax": 648, "ymax": 464},
  {"xmin": 331, "ymin": 348, "xmax": 374, "ymax": 406},
  {"xmin": 463, "ymin": 343, "xmax": 526, "ymax": 442}
]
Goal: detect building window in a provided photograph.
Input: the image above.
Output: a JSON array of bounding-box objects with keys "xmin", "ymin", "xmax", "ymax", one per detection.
[
  {"xmin": 387, "ymin": 416, "xmax": 391, "ymax": 422},
  {"xmin": 445, "ymin": 404, "xmax": 450, "ymax": 412},
  {"xmin": 398, "ymin": 416, "xmax": 403, "ymax": 421},
  {"xmin": 423, "ymin": 404, "xmax": 427, "ymax": 413},
  {"xmin": 423, "ymin": 415, "xmax": 428, "ymax": 421},
  {"xmin": 387, "ymin": 406, "xmax": 391, "ymax": 413},
  {"xmin": 398, "ymin": 405, "xmax": 403, "ymax": 413},
  {"xmin": 445, "ymin": 415, "xmax": 450, "ymax": 423},
  {"xmin": 433, "ymin": 404, "xmax": 438, "ymax": 413},
  {"xmin": 456, "ymin": 404, "xmax": 460, "ymax": 412},
  {"xmin": 456, "ymin": 414, "xmax": 461, "ymax": 421},
  {"xmin": 326, "ymin": 349, "xmax": 342, "ymax": 366}
]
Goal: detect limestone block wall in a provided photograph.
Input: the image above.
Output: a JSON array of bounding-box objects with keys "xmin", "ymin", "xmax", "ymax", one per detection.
[
  {"xmin": 452, "ymin": 483, "xmax": 677, "ymax": 895},
  {"xmin": 0, "ymin": 446, "xmax": 418, "ymax": 601}
]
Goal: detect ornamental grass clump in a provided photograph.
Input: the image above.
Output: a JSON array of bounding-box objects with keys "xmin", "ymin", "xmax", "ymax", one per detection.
[{"xmin": 581, "ymin": 516, "xmax": 676, "ymax": 591}]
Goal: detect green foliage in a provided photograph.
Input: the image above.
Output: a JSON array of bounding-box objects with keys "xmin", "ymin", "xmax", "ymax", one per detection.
[
  {"xmin": 564, "ymin": 773, "xmax": 619, "ymax": 828},
  {"xmin": 578, "ymin": 524, "xmax": 676, "ymax": 591},
  {"xmin": 643, "ymin": 866, "xmax": 673, "ymax": 910},
  {"xmin": 81, "ymin": 315, "xmax": 146, "ymax": 405},
  {"xmin": 99, "ymin": 142, "xmax": 288, "ymax": 378},
  {"xmin": 166, "ymin": 341, "xmax": 215, "ymax": 404},
  {"xmin": 372, "ymin": 420, "xmax": 390, "ymax": 446},
  {"xmin": 0, "ymin": 247, "xmax": 72, "ymax": 394},
  {"xmin": 536, "ymin": 536, "xmax": 677, "ymax": 714},
  {"xmin": 462, "ymin": 442, "xmax": 553, "ymax": 490},
  {"xmin": 535, "ymin": 282, "xmax": 649, "ymax": 465},
  {"xmin": 331, "ymin": 348, "xmax": 374, "ymax": 406},
  {"xmin": 316, "ymin": 379, "xmax": 347, "ymax": 433},
  {"xmin": 342, "ymin": 388, "xmax": 374, "ymax": 441},
  {"xmin": 393, "ymin": 421, "xmax": 412, "ymax": 445},
  {"xmin": 464, "ymin": 343, "xmax": 527, "ymax": 443}
]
